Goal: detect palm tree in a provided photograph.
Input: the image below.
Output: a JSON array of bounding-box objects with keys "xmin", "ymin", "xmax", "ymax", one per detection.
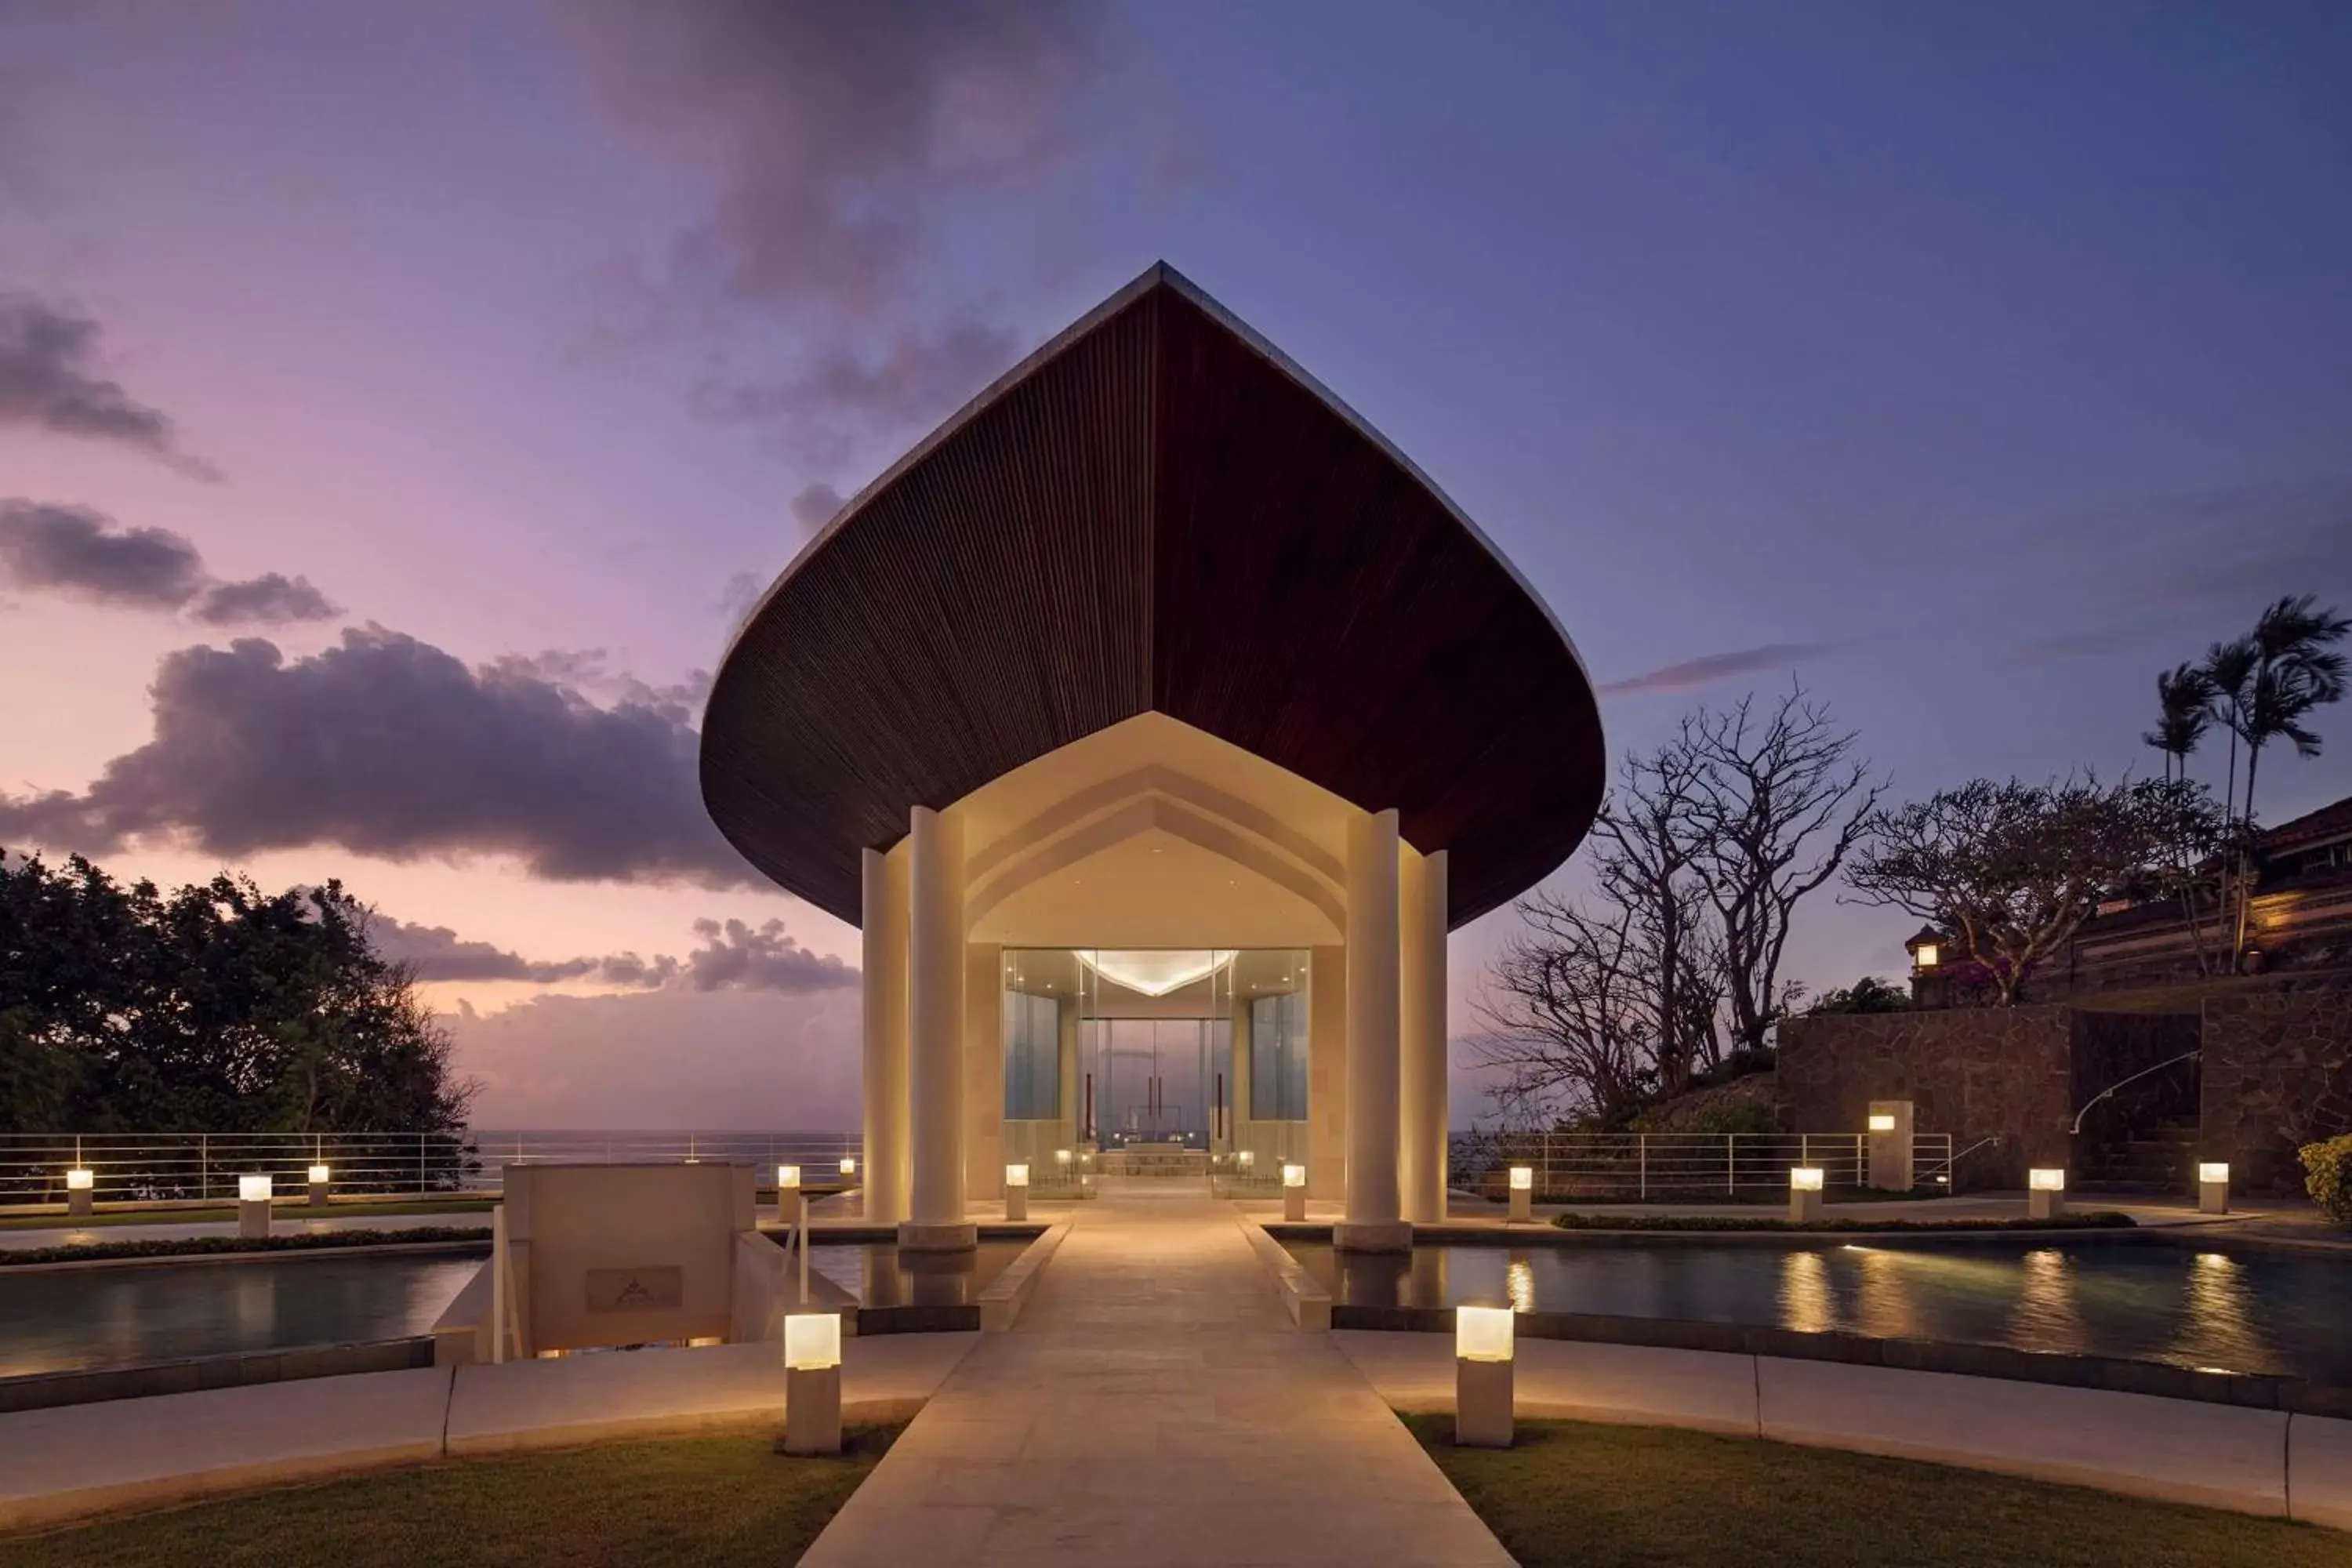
[
  {"xmin": 2201, "ymin": 638, "xmax": 2258, "ymax": 968},
  {"xmin": 2143, "ymin": 662, "xmax": 2216, "ymax": 971},
  {"xmin": 2227, "ymin": 596, "xmax": 2350, "ymax": 964}
]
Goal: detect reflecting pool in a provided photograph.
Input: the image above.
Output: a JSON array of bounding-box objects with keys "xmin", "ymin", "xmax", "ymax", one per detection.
[
  {"xmin": 1284, "ymin": 1240, "xmax": 2352, "ymax": 1385},
  {"xmin": 806, "ymin": 1238, "xmax": 1031, "ymax": 1308},
  {"xmin": 0, "ymin": 1254, "xmax": 482, "ymax": 1379}
]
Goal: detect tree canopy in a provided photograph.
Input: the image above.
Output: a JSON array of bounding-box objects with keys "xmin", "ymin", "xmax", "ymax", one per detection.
[{"xmin": 0, "ymin": 849, "xmax": 474, "ymax": 1134}]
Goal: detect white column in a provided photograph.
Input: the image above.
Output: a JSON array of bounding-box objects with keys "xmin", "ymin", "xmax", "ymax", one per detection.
[
  {"xmin": 902, "ymin": 805, "xmax": 975, "ymax": 1250},
  {"xmin": 1339, "ymin": 808, "xmax": 1409, "ymax": 1251},
  {"xmin": 859, "ymin": 847, "xmax": 910, "ymax": 1225},
  {"xmin": 1399, "ymin": 848, "xmax": 1450, "ymax": 1225}
]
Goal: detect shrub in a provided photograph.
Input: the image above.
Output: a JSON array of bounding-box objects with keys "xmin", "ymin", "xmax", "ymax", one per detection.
[{"xmin": 2300, "ymin": 1134, "xmax": 2352, "ymax": 1227}]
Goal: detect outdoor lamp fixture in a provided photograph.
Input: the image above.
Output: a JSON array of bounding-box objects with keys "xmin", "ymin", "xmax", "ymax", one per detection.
[
  {"xmin": 1507, "ymin": 1165, "xmax": 1535, "ymax": 1224},
  {"xmin": 1904, "ymin": 927, "xmax": 1942, "ymax": 973},
  {"xmin": 1004, "ymin": 1162, "xmax": 1030, "ymax": 1221},
  {"xmin": 1454, "ymin": 1305, "xmax": 1515, "ymax": 1448},
  {"xmin": 1868, "ymin": 1114, "xmax": 1896, "ymax": 1133},
  {"xmin": 1237, "ymin": 1150, "xmax": 1255, "ymax": 1173},
  {"xmin": 2198, "ymin": 1163, "xmax": 2230, "ymax": 1216},
  {"xmin": 1283, "ymin": 1162, "xmax": 1308, "ymax": 1221},
  {"xmin": 777, "ymin": 1164, "xmax": 804, "ymax": 1230},
  {"xmin": 2028, "ymin": 1167, "xmax": 2067, "ymax": 1221},
  {"xmin": 64, "ymin": 1166, "xmax": 94, "ymax": 1218},
  {"xmin": 307, "ymin": 1163, "xmax": 332, "ymax": 1207},
  {"xmin": 238, "ymin": 1174, "xmax": 274, "ymax": 1239},
  {"xmin": 839, "ymin": 1156, "xmax": 857, "ymax": 1178},
  {"xmin": 1788, "ymin": 1166, "xmax": 1826, "ymax": 1224},
  {"xmin": 782, "ymin": 1312, "xmax": 843, "ymax": 1455},
  {"xmin": 777, "ymin": 1164, "xmax": 801, "ymax": 1191}
]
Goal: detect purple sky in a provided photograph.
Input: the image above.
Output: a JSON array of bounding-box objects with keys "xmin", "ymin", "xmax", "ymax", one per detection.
[{"xmin": 2, "ymin": 2, "xmax": 2347, "ymax": 1130}]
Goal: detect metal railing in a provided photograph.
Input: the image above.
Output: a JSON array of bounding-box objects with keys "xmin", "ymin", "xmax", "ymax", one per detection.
[
  {"xmin": 1446, "ymin": 1131, "xmax": 1957, "ymax": 1203},
  {"xmin": 0, "ymin": 1131, "xmax": 862, "ymax": 1207}
]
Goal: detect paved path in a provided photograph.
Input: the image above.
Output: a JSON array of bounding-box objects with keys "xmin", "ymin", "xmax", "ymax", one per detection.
[{"xmin": 800, "ymin": 1191, "xmax": 1512, "ymax": 1567}]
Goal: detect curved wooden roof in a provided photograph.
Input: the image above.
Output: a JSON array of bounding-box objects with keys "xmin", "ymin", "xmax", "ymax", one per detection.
[{"xmin": 701, "ymin": 264, "xmax": 1605, "ymax": 929}]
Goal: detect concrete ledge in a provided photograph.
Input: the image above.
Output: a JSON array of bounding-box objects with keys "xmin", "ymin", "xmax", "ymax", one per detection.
[
  {"xmin": 1337, "ymin": 1331, "xmax": 1755, "ymax": 1436},
  {"xmin": 0, "ymin": 1365, "xmax": 455, "ymax": 1532},
  {"xmin": 1331, "ymin": 1219, "xmax": 1413, "ymax": 1254},
  {"xmin": 1240, "ymin": 1219, "xmax": 1332, "ymax": 1329},
  {"xmin": 2291, "ymin": 1412, "xmax": 2352, "ymax": 1530},
  {"xmin": 896, "ymin": 1221, "xmax": 979, "ymax": 1253},
  {"xmin": 0, "ymin": 1337, "xmax": 437, "ymax": 1414},
  {"xmin": 978, "ymin": 1221, "xmax": 1069, "ymax": 1331}
]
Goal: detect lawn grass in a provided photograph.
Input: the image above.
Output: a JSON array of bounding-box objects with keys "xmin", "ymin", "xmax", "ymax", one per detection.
[
  {"xmin": 0, "ymin": 1225, "xmax": 491, "ymax": 1267},
  {"xmin": 1405, "ymin": 1414, "xmax": 2350, "ymax": 1568},
  {"xmin": 0, "ymin": 1197, "xmax": 495, "ymax": 1231},
  {"xmin": 0, "ymin": 1428, "xmax": 898, "ymax": 1568}
]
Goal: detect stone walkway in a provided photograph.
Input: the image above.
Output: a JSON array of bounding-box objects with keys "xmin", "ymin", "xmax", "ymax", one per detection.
[{"xmin": 800, "ymin": 1189, "xmax": 1512, "ymax": 1567}]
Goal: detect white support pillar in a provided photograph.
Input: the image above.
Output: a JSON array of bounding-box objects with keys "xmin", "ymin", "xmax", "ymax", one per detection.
[
  {"xmin": 860, "ymin": 847, "xmax": 911, "ymax": 1225},
  {"xmin": 1338, "ymin": 808, "xmax": 1410, "ymax": 1252},
  {"xmin": 901, "ymin": 806, "xmax": 975, "ymax": 1251},
  {"xmin": 1399, "ymin": 848, "xmax": 1450, "ymax": 1225}
]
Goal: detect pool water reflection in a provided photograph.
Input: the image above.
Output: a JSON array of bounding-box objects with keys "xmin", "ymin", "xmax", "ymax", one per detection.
[
  {"xmin": 806, "ymin": 1239, "xmax": 1030, "ymax": 1309},
  {"xmin": 1284, "ymin": 1240, "xmax": 2352, "ymax": 1385}
]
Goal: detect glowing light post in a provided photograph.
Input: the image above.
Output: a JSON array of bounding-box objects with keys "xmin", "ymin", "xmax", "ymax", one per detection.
[
  {"xmin": 307, "ymin": 1163, "xmax": 332, "ymax": 1208},
  {"xmin": 238, "ymin": 1174, "xmax": 274, "ymax": 1240},
  {"xmin": 782, "ymin": 1312, "xmax": 843, "ymax": 1456},
  {"xmin": 2026, "ymin": 1167, "xmax": 2066, "ymax": 1220},
  {"xmin": 839, "ymin": 1156, "xmax": 858, "ymax": 1184},
  {"xmin": 1004, "ymin": 1163, "xmax": 1030, "ymax": 1222},
  {"xmin": 1454, "ymin": 1305, "xmax": 1515, "ymax": 1448},
  {"xmin": 64, "ymin": 1163, "xmax": 95, "ymax": 1219},
  {"xmin": 1866, "ymin": 1101, "xmax": 1915, "ymax": 1191},
  {"xmin": 1507, "ymin": 1166, "xmax": 1534, "ymax": 1225},
  {"xmin": 1788, "ymin": 1167, "xmax": 1825, "ymax": 1224},
  {"xmin": 2198, "ymin": 1163, "xmax": 2231, "ymax": 1216},
  {"xmin": 1283, "ymin": 1163, "xmax": 1308, "ymax": 1222}
]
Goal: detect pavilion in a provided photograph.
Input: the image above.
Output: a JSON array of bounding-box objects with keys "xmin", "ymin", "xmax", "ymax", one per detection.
[{"xmin": 700, "ymin": 263, "xmax": 1604, "ymax": 1252}]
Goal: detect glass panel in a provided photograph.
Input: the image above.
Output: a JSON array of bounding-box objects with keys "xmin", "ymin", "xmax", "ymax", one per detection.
[
  {"xmin": 1249, "ymin": 990, "xmax": 1309, "ymax": 1120},
  {"xmin": 1003, "ymin": 989, "xmax": 1059, "ymax": 1120}
]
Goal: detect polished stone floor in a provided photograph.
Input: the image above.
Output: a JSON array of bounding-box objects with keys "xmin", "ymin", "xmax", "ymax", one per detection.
[{"xmin": 800, "ymin": 1187, "xmax": 1513, "ymax": 1567}]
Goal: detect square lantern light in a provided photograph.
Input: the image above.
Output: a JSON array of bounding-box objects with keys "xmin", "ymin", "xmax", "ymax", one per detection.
[
  {"xmin": 777, "ymin": 1164, "xmax": 801, "ymax": 1192},
  {"xmin": 65, "ymin": 1167, "xmax": 94, "ymax": 1192},
  {"xmin": 1868, "ymin": 1113, "xmax": 1896, "ymax": 1133},
  {"xmin": 840, "ymin": 1156, "xmax": 857, "ymax": 1177},
  {"xmin": 1789, "ymin": 1167, "xmax": 1825, "ymax": 1192},
  {"xmin": 1005, "ymin": 1163, "xmax": 1031, "ymax": 1189},
  {"xmin": 308, "ymin": 1163, "xmax": 332, "ymax": 1185},
  {"xmin": 2029, "ymin": 1168, "xmax": 2067, "ymax": 1192},
  {"xmin": 784, "ymin": 1311, "xmax": 841, "ymax": 1371},
  {"xmin": 1282, "ymin": 1163, "xmax": 1307, "ymax": 1189},
  {"xmin": 2199, "ymin": 1163, "xmax": 2229, "ymax": 1185},
  {"xmin": 1457, "ymin": 1305, "xmax": 1515, "ymax": 1363},
  {"xmin": 1055, "ymin": 1149, "xmax": 1073, "ymax": 1167},
  {"xmin": 239, "ymin": 1174, "xmax": 273, "ymax": 1203},
  {"xmin": 1508, "ymin": 1167, "xmax": 1534, "ymax": 1191}
]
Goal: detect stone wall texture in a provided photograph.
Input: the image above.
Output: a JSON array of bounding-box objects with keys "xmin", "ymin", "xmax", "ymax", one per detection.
[
  {"xmin": 1777, "ymin": 1007, "xmax": 2074, "ymax": 1186},
  {"xmin": 2200, "ymin": 974, "xmax": 2352, "ymax": 1196}
]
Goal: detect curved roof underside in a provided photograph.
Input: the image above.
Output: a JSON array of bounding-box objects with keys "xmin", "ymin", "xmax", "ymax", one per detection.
[{"xmin": 701, "ymin": 263, "xmax": 1605, "ymax": 930}]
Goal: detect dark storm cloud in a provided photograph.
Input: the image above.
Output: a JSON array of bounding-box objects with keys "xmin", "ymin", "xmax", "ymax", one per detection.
[
  {"xmin": 0, "ymin": 292, "xmax": 218, "ymax": 478},
  {"xmin": 0, "ymin": 500, "xmax": 339, "ymax": 624},
  {"xmin": 555, "ymin": 2, "xmax": 1099, "ymax": 316},
  {"xmin": 683, "ymin": 917, "xmax": 856, "ymax": 993},
  {"xmin": 1599, "ymin": 642, "xmax": 1838, "ymax": 696},
  {"xmin": 0, "ymin": 625, "xmax": 762, "ymax": 887}
]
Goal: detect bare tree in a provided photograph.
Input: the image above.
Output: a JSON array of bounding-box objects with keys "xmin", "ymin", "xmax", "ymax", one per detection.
[
  {"xmin": 1466, "ymin": 891, "xmax": 1655, "ymax": 1126},
  {"xmin": 1846, "ymin": 775, "xmax": 2220, "ymax": 1005},
  {"xmin": 1682, "ymin": 687, "xmax": 1882, "ymax": 1056},
  {"xmin": 1588, "ymin": 736, "xmax": 1717, "ymax": 1091}
]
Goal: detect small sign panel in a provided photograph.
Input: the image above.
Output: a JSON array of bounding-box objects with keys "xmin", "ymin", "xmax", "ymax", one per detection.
[{"xmin": 585, "ymin": 1265, "xmax": 684, "ymax": 1313}]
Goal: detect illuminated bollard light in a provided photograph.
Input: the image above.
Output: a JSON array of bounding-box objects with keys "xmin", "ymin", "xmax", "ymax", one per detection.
[
  {"xmin": 1788, "ymin": 1167, "xmax": 1824, "ymax": 1224},
  {"xmin": 238, "ymin": 1174, "xmax": 273, "ymax": 1239},
  {"xmin": 2199, "ymin": 1162, "xmax": 2230, "ymax": 1216},
  {"xmin": 307, "ymin": 1163, "xmax": 332, "ymax": 1208},
  {"xmin": 1005, "ymin": 1163, "xmax": 1029, "ymax": 1221},
  {"xmin": 65, "ymin": 1166, "xmax": 94, "ymax": 1219},
  {"xmin": 1507, "ymin": 1166, "xmax": 1534, "ymax": 1224},
  {"xmin": 1283, "ymin": 1162, "xmax": 1308, "ymax": 1222},
  {"xmin": 839, "ymin": 1156, "xmax": 858, "ymax": 1179},
  {"xmin": 782, "ymin": 1312, "xmax": 843, "ymax": 1456},
  {"xmin": 776, "ymin": 1163, "xmax": 801, "ymax": 1225},
  {"xmin": 2027, "ymin": 1167, "xmax": 2067, "ymax": 1221},
  {"xmin": 1454, "ymin": 1305, "xmax": 1515, "ymax": 1448}
]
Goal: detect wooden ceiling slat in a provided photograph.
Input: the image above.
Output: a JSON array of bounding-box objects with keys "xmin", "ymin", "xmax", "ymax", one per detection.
[{"xmin": 699, "ymin": 269, "xmax": 1604, "ymax": 927}]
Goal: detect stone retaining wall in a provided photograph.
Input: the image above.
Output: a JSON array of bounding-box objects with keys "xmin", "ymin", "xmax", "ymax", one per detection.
[{"xmin": 2201, "ymin": 974, "xmax": 2352, "ymax": 1194}]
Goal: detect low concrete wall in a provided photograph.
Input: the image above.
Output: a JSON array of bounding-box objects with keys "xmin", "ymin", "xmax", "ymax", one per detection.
[
  {"xmin": 1336, "ymin": 1331, "xmax": 2352, "ymax": 1529},
  {"xmin": 0, "ymin": 1337, "xmax": 437, "ymax": 1414}
]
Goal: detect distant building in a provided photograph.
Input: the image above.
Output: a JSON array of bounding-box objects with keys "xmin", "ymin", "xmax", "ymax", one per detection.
[{"xmin": 1907, "ymin": 793, "xmax": 2352, "ymax": 1008}]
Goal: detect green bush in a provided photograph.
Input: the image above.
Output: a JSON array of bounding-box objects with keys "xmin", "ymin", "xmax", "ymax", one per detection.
[{"xmin": 2299, "ymin": 1133, "xmax": 2352, "ymax": 1226}]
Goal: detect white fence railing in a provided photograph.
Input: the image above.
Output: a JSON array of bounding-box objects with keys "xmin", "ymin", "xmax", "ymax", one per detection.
[
  {"xmin": 0, "ymin": 1131, "xmax": 862, "ymax": 1207},
  {"xmin": 1447, "ymin": 1131, "xmax": 1958, "ymax": 1201}
]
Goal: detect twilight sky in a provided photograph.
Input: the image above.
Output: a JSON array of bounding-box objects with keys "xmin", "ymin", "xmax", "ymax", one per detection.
[{"xmin": 2, "ymin": 2, "xmax": 2347, "ymax": 1130}]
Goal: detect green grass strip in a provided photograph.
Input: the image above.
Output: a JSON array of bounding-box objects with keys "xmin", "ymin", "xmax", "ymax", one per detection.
[{"xmin": 1, "ymin": 1226, "xmax": 492, "ymax": 1267}]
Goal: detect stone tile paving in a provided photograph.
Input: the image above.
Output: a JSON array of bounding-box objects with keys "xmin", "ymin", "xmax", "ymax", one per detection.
[{"xmin": 799, "ymin": 1189, "xmax": 1514, "ymax": 1566}]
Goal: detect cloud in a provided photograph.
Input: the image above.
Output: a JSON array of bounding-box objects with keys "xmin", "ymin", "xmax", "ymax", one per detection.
[
  {"xmin": 1598, "ymin": 641, "xmax": 1838, "ymax": 695},
  {"xmin": 690, "ymin": 321, "xmax": 1019, "ymax": 465},
  {"xmin": 0, "ymin": 624, "xmax": 761, "ymax": 887},
  {"xmin": 0, "ymin": 292, "xmax": 218, "ymax": 478},
  {"xmin": 367, "ymin": 913, "xmax": 677, "ymax": 989},
  {"xmin": 684, "ymin": 917, "xmax": 858, "ymax": 993},
  {"xmin": 555, "ymin": 2, "xmax": 1101, "ymax": 317},
  {"xmin": 0, "ymin": 500, "xmax": 340, "ymax": 625},
  {"xmin": 789, "ymin": 482, "xmax": 844, "ymax": 536}
]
